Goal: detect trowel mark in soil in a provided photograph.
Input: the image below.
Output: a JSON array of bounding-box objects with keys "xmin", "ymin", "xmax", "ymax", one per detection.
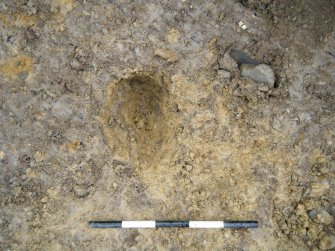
[{"xmin": 101, "ymin": 72, "xmax": 172, "ymax": 165}]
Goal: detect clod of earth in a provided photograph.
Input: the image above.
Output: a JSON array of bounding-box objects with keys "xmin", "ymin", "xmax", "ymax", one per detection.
[{"xmin": 319, "ymin": 236, "xmax": 335, "ymax": 250}]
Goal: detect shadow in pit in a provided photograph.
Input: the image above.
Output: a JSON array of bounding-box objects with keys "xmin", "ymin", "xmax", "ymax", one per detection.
[{"xmin": 100, "ymin": 72, "xmax": 172, "ymax": 166}]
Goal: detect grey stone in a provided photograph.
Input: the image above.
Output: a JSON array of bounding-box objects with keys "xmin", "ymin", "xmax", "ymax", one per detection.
[
  {"xmin": 229, "ymin": 49, "xmax": 260, "ymax": 65},
  {"xmin": 240, "ymin": 63, "xmax": 276, "ymax": 87},
  {"xmin": 308, "ymin": 209, "xmax": 318, "ymax": 220}
]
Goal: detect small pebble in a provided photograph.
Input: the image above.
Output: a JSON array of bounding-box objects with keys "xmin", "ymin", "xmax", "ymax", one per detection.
[
  {"xmin": 74, "ymin": 187, "xmax": 89, "ymax": 198},
  {"xmin": 238, "ymin": 21, "xmax": 247, "ymax": 30},
  {"xmin": 154, "ymin": 48, "xmax": 178, "ymax": 63},
  {"xmin": 40, "ymin": 197, "xmax": 48, "ymax": 203},
  {"xmin": 308, "ymin": 209, "xmax": 318, "ymax": 220},
  {"xmin": 258, "ymin": 83, "xmax": 270, "ymax": 92},
  {"xmin": 217, "ymin": 69, "xmax": 231, "ymax": 79},
  {"xmin": 0, "ymin": 151, "xmax": 5, "ymax": 160},
  {"xmin": 34, "ymin": 151, "xmax": 45, "ymax": 162},
  {"xmin": 184, "ymin": 164, "xmax": 193, "ymax": 172}
]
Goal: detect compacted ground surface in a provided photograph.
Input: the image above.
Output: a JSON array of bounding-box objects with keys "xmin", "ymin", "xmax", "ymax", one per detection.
[{"xmin": 0, "ymin": 0, "xmax": 334, "ymax": 250}]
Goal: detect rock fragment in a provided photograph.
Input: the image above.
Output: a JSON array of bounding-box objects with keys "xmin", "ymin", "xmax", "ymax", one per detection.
[
  {"xmin": 154, "ymin": 48, "xmax": 178, "ymax": 63},
  {"xmin": 228, "ymin": 49, "xmax": 276, "ymax": 87},
  {"xmin": 240, "ymin": 63, "xmax": 275, "ymax": 87},
  {"xmin": 217, "ymin": 69, "xmax": 231, "ymax": 79},
  {"xmin": 34, "ymin": 151, "xmax": 45, "ymax": 162},
  {"xmin": 184, "ymin": 163, "xmax": 193, "ymax": 172},
  {"xmin": 166, "ymin": 28, "xmax": 180, "ymax": 43},
  {"xmin": 316, "ymin": 210, "xmax": 333, "ymax": 225},
  {"xmin": 308, "ymin": 209, "xmax": 318, "ymax": 220}
]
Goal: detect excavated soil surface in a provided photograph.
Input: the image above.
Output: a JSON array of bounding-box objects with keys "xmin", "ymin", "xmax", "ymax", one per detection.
[{"xmin": 0, "ymin": 0, "xmax": 334, "ymax": 250}]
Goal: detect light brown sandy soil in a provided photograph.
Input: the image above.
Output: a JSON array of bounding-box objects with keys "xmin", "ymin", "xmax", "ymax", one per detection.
[{"xmin": 0, "ymin": 0, "xmax": 334, "ymax": 250}]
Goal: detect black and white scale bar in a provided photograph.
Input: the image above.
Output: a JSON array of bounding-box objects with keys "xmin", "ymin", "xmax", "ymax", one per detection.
[{"xmin": 88, "ymin": 221, "xmax": 258, "ymax": 229}]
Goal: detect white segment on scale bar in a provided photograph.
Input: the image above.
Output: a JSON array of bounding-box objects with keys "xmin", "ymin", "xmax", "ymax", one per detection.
[
  {"xmin": 189, "ymin": 221, "xmax": 224, "ymax": 228},
  {"xmin": 122, "ymin": 221, "xmax": 156, "ymax": 228}
]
